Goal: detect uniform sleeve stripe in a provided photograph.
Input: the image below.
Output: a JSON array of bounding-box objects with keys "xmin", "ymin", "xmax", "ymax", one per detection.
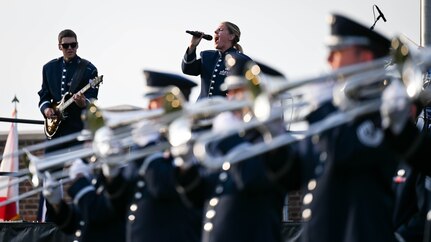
[
  {"xmin": 183, "ymin": 56, "xmax": 196, "ymax": 64},
  {"xmin": 39, "ymin": 101, "xmax": 51, "ymax": 110},
  {"xmin": 139, "ymin": 152, "xmax": 165, "ymax": 176},
  {"xmin": 73, "ymin": 185, "xmax": 95, "ymax": 205}
]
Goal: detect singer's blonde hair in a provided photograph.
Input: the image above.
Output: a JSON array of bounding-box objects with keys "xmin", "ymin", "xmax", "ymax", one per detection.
[{"xmin": 222, "ymin": 21, "xmax": 243, "ymax": 53}]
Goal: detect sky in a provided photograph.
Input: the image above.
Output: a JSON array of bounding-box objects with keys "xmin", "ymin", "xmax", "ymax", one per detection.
[{"xmin": 0, "ymin": 0, "xmax": 420, "ymax": 133}]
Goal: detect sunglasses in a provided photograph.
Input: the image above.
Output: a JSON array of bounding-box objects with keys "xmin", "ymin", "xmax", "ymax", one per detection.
[{"xmin": 60, "ymin": 42, "xmax": 78, "ymax": 49}]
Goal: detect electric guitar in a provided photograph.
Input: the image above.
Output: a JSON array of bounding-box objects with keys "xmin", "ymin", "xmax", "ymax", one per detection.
[{"xmin": 44, "ymin": 75, "xmax": 103, "ymax": 139}]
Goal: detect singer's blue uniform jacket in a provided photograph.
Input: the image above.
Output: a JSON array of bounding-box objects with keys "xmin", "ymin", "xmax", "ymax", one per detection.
[{"xmin": 182, "ymin": 47, "xmax": 251, "ymax": 100}]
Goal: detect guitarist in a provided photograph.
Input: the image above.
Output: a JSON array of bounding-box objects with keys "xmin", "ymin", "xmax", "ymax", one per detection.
[{"xmin": 37, "ymin": 29, "xmax": 99, "ymax": 222}]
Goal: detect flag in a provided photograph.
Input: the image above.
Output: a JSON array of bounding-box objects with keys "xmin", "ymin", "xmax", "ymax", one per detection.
[{"xmin": 0, "ymin": 108, "xmax": 19, "ymax": 221}]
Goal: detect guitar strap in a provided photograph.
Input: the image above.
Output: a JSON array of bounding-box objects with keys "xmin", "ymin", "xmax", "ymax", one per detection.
[{"xmin": 69, "ymin": 58, "xmax": 89, "ymax": 93}]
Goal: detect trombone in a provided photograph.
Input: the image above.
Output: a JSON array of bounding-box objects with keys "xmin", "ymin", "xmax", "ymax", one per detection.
[
  {"xmin": 89, "ymin": 86, "xmax": 189, "ymax": 166},
  {"xmin": 167, "ymin": 96, "xmax": 254, "ymax": 148},
  {"xmin": 194, "ymin": 99, "xmax": 382, "ymax": 170}
]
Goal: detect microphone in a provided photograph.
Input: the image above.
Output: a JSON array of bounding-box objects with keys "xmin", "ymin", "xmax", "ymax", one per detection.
[
  {"xmin": 186, "ymin": 30, "xmax": 213, "ymax": 41},
  {"xmin": 375, "ymin": 5, "xmax": 387, "ymax": 22}
]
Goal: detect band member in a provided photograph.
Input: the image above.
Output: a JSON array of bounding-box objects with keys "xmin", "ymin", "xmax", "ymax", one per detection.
[
  {"xmin": 175, "ymin": 55, "xmax": 287, "ymax": 242},
  {"xmin": 392, "ymin": 161, "xmax": 428, "ymax": 242},
  {"xmin": 381, "ymin": 68, "xmax": 431, "ymax": 174},
  {"xmin": 182, "ymin": 21, "xmax": 252, "ymax": 100},
  {"xmin": 266, "ymin": 13, "xmax": 400, "ymax": 242},
  {"xmin": 38, "ymin": 29, "xmax": 99, "ymax": 144},
  {"xmin": 381, "ymin": 68, "xmax": 431, "ymax": 242},
  {"xmin": 101, "ymin": 70, "xmax": 202, "ymax": 242},
  {"xmin": 42, "ymin": 158, "xmax": 125, "ymax": 242},
  {"xmin": 37, "ymin": 29, "xmax": 99, "ymax": 222}
]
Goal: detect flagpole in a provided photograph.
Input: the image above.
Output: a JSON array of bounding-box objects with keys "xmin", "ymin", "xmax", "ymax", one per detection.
[
  {"xmin": 0, "ymin": 95, "xmax": 44, "ymax": 125},
  {"xmin": 11, "ymin": 95, "xmax": 19, "ymax": 122}
]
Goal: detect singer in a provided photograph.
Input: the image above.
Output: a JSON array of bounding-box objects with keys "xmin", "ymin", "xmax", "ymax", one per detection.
[{"xmin": 181, "ymin": 21, "xmax": 252, "ymax": 100}]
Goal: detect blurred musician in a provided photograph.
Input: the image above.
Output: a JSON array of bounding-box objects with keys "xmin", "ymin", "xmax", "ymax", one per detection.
[
  {"xmin": 392, "ymin": 161, "xmax": 429, "ymax": 242},
  {"xmin": 42, "ymin": 157, "xmax": 125, "ymax": 242},
  {"xmin": 175, "ymin": 55, "xmax": 287, "ymax": 242},
  {"xmin": 381, "ymin": 67, "xmax": 431, "ymax": 242},
  {"xmin": 101, "ymin": 70, "xmax": 202, "ymax": 242},
  {"xmin": 264, "ymin": 13, "xmax": 402, "ymax": 242}
]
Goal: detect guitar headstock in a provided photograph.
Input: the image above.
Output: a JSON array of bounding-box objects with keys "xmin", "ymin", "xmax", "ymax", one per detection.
[{"xmin": 90, "ymin": 75, "xmax": 104, "ymax": 88}]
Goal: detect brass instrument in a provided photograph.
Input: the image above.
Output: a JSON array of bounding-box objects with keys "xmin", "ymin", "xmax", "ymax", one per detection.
[{"xmin": 190, "ymin": 35, "xmax": 431, "ymax": 170}]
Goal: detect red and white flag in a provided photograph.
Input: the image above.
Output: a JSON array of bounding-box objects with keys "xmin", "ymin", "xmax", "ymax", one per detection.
[{"xmin": 0, "ymin": 108, "xmax": 19, "ymax": 221}]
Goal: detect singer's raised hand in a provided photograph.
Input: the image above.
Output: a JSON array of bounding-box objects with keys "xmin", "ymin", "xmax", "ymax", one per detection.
[{"xmin": 188, "ymin": 33, "xmax": 203, "ymax": 53}]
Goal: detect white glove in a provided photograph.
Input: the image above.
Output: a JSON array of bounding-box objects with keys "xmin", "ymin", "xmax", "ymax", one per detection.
[
  {"xmin": 132, "ymin": 121, "xmax": 160, "ymax": 147},
  {"xmin": 93, "ymin": 126, "xmax": 121, "ymax": 158},
  {"xmin": 93, "ymin": 126, "xmax": 122, "ymax": 179},
  {"xmin": 212, "ymin": 111, "xmax": 242, "ymax": 133},
  {"xmin": 171, "ymin": 143, "xmax": 196, "ymax": 170},
  {"xmin": 380, "ymin": 79, "xmax": 411, "ymax": 134},
  {"xmin": 332, "ymin": 81, "xmax": 355, "ymax": 111},
  {"xmin": 69, "ymin": 159, "xmax": 93, "ymax": 180},
  {"xmin": 42, "ymin": 172, "xmax": 63, "ymax": 205}
]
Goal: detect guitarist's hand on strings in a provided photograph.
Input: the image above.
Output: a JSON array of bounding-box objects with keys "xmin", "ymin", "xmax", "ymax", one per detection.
[
  {"xmin": 44, "ymin": 108, "xmax": 57, "ymax": 119},
  {"xmin": 73, "ymin": 91, "xmax": 86, "ymax": 108}
]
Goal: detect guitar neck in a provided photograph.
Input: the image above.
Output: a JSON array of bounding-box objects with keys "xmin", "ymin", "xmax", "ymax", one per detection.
[{"xmin": 58, "ymin": 83, "xmax": 92, "ymax": 112}]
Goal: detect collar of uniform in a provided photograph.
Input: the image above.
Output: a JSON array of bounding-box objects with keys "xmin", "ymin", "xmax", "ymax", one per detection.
[
  {"xmin": 218, "ymin": 47, "xmax": 237, "ymax": 56},
  {"xmin": 62, "ymin": 55, "xmax": 80, "ymax": 65}
]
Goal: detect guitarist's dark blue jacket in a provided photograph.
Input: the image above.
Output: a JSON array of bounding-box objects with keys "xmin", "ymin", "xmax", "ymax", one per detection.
[{"xmin": 38, "ymin": 55, "xmax": 98, "ymax": 138}]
